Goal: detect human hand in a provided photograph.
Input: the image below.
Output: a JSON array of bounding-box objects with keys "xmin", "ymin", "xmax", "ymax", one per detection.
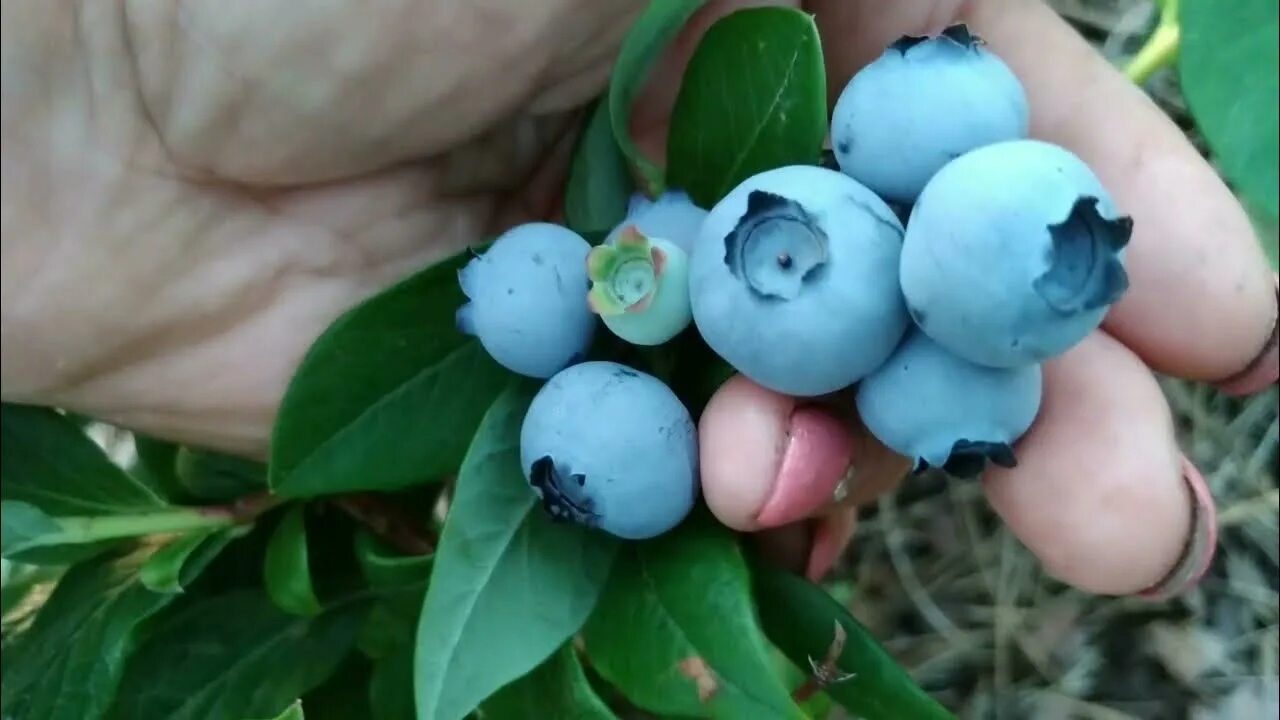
[
  {"xmin": 690, "ymin": 0, "xmax": 1278, "ymax": 599},
  {"xmin": 2, "ymin": 0, "xmax": 1274, "ymax": 602}
]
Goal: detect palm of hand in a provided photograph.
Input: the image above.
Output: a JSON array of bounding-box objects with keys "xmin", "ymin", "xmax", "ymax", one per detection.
[{"xmin": 2, "ymin": 0, "xmax": 637, "ymax": 451}]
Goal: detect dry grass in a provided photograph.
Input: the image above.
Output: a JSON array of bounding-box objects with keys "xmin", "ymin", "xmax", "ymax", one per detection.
[
  {"xmin": 831, "ymin": 3, "xmax": 1279, "ymax": 718},
  {"xmin": 835, "ymin": 385, "xmax": 1277, "ymax": 719}
]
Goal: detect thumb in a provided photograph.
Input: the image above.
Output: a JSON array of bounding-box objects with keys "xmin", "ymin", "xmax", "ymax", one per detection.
[{"xmin": 697, "ymin": 374, "xmax": 909, "ymax": 531}]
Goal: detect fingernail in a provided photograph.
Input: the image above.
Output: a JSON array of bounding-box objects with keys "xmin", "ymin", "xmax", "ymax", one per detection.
[
  {"xmin": 754, "ymin": 406, "xmax": 854, "ymax": 528},
  {"xmin": 1136, "ymin": 456, "xmax": 1218, "ymax": 601},
  {"xmin": 1214, "ymin": 274, "xmax": 1278, "ymax": 396}
]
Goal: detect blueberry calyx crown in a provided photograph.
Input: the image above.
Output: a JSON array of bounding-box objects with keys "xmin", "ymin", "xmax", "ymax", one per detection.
[
  {"xmin": 724, "ymin": 190, "xmax": 829, "ymax": 301},
  {"xmin": 1034, "ymin": 196, "xmax": 1133, "ymax": 314},
  {"xmin": 529, "ymin": 456, "xmax": 601, "ymax": 527},
  {"xmin": 889, "ymin": 23, "xmax": 984, "ymax": 54},
  {"xmin": 587, "ymin": 226, "xmax": 666, "ymax": 316},
  {"xmin": 914, "ymin": 440, "xmax": 1017, "ymax": 479}
]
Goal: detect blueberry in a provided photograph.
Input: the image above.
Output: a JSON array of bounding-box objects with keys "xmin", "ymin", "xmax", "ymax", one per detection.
[
  {"xmin": 456, "ymin": 222, "xmax": 596, "ymax": 378},
  {"xmin": 831, "ymin": 24, "xmax": 1029, "ymax": 204},
  {"xmin": 519, "ymin": 361, "xmax": 699, "ymax": 539},
  {"xmin": 688, "ymin": 165, "xmax": 910, "ymax": 396},
  {"xmin": 855, "ymin": 330, "xmax": 1042, "ymax": 478},
  {"xmin": 900, "ymin": 139, "xmax": 1132, "ymax": 368},
  {"xmin": 605, "ymin": 190, "xmax": 708, "ymax": 253},
  {"xmin": 588, "ymin": 226, "xmax": 692, "ymax": 346}
]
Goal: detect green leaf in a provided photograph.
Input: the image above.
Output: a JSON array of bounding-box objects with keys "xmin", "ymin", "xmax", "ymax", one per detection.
[
  {"xmin": 355, "ymin": 530, "xmax": 433, "ymax": 590},
  {"xmin": 174, "ymin": 447, "xmax": 267, "ymax": 502},
  {"xmin": 483, "ymin": 644, "xmax": 619, "ymax": 720},
  {"xmin": 139, "ymin": 527, "xmax": 242, "ymax": 594},
  {"xmin": 1, "ymin": 545, "xmax": 177, "ymax": 720},
  {"xmin": 370, "ymin": 645, "xmax": 415, "ymax": 720},
  {"xmin": 608, "ymin": 0, "xmax": 708, "ymax": 194},
  {"xmin": 299, "ymin": 654, "xmax": 376, "ymax": 720},
  {"xmin": 111, "ymin": 589, "xmax": 368, "ymax": 720},
  {"xmin": 2, "ymin": 563, "xmax": 63, "ymax": 642},
  {"xmin": 249, "ymin": 700, "xmax": 305, "ymax": 720},
  {"xmin": 582, "ymin": 512, "xmax": 802, "ymax": 719},
  {"xmin": 414, "ymin": 384, "xmax": 620, "ymax": 720},
  {"xmin": 1, "ymin": 501, "xmax": 64, "ymax": 557},
  {"xmin": 353, "ymin": 532, "xmax": 430, "ymax": 661},
  {"xmin": 357, "ymin": 586, "xmax": 427, "ymax": 661},
  {"xmin": 666, "ymin": 6, "xmax": 828, "ymax": 209},
  {"xmin": 752, "ymin": 560, "xmax": 955, "ymax": 720},
  {"xmin": 1180, "ymin": 0, "xmax": 1280, "ymax": 217},
  {"xmin": 1, "ymin": 497, "xmax": 240, "ymax": 565},
  {"xmin": 265, "ymin": 506, "xmax": 323, "ymax": 616},
  {"xmin": 1, "ymin": 404, "xmax": 164, "ymax": 515},
  {"xmin": 130, "ymin": 435, "xmax": 187, "ymax": 502},
  {"xmin": 774, "ymin": 648, "xmax": 834, "ymax": 720},
  {"xmin": 565, "ymin": 99, "xmax": 634, "ymax": 236},
  {"xmin": 270, "ymin": 252, "xmax": 511, "ymax": 498}
]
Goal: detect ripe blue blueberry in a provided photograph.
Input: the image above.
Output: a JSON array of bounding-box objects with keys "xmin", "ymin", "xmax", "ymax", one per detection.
[
  {"xmin": 900, "ymin": 139, "xmax": 1132, "ymax": 368},
  {"xmin": 831, "ymin": 24, "xmax": 1029, "ymax": 204},
  {"xmin": 456, "ymin": 222, "xmax": 596, "ymax": 378},
  {"xmin": 605, "ymin": 190, "xmax": 708, "ymax": 253},
  {"xmin": 588, "ymin": 226, "xmax": 692, "ymax": 346},
  {"xmin": 688, "ymin": 165, "xmax": 910, "ymax": 396},
  {"xmin": 856, "ymin": 330, "xmax": 1043, "ymax": 478},
  {"xmin": 519, "ymin": 361, "xmax": 699, "ymax": 540}
]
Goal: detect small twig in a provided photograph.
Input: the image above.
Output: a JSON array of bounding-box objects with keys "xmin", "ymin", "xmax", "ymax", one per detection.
[
  {"xmin": 199, "ymin": 490, "xmax": 284, "ymax": 523},
  {"xmin": 1125, "ymin": 0, "xmax": 1180, "ymax": 85},
  {"xmin": 331, "ymin": 493, "xmax": 435, "ymax": 556},
  {"xmin": 792, "ymin": 620, "xmax": 856, "ymax": 703}
]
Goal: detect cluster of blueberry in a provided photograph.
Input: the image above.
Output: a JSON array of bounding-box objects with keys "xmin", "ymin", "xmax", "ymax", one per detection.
[{"xmin": 456, "ymin": 25, "xmax": 1133, "ymax": 539}]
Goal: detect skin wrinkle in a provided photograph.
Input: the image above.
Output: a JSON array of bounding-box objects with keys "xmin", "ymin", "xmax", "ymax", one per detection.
[
  {"xmin": 118, "ymin": 0, "xmax": 643, "ymax": 185},
  {"xmin": 2, "ymin": 0, "xmax": 642, "ymax": 455},
  {"xmin": 119, "ymin": 0, "xmax": 180, "ymax": 173}
]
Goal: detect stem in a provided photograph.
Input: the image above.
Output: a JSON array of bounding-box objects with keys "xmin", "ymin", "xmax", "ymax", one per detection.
[
  {"xmin": 52, "ymin": 510, "xmax": 233, "ymax": 543},
  {"xmin": 331, "ymin": 494, "xmax": 435, "ymax": 556},
  {"xmin": 208, "ymin": 490, "xmax": 284, "ymax": 523},
  {"xmin": 1125, "ymin": 22, "xmax": 1180, "ymax": 84},
  {"xmin": 46, "ymin": 493, "xmax": 282, "ymax": 546},
  {"xmin": 791, "ymin": 678, "xmax": 821, "ymax": 704},
  {"xmin": 1126, "ymin": 0, "xmax": 1180, "ymax": 85}
]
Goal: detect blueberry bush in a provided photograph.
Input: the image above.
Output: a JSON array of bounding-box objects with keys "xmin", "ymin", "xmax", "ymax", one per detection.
[{"xmin": 2, "ymin": 2, "xmax": 1275, "ymax": 719}]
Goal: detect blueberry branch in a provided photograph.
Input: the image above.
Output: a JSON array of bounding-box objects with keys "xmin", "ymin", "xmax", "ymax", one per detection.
[
  {"xmin": 7, "ymin": 491, "xmax": 284, "ymax": 554},
  {"xmin": 198, "ymin": 490, "xmax": 284, "ymax": 523},
  {"xmin": 791, "ymin": 620, "xmax": 856, "ymax": 704},
  {"xmin": 330, "ymin": 493, "xmax": 436, "ymax": 556}
]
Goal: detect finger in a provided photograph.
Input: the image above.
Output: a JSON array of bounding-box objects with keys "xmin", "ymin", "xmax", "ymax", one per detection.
[
  {"xmin": 809, "ymin": 0, "xmax": 1278, "ymax": 393},
  {"xmin": 805, "ymin": 507, "xmax": 859, "ymax": 581},
  {"xmin": 749, "ymin": 507, "xmax": 860, "ymax": 582},
  {"xmin": 697, "ymin": 374, "xmax": 909, "ymax": 531},
  {"xmin": 751, "ymin": 522, "xmax": 814, "ymax": 576},
  {"xmin": 983, "ymin": 331, "xmax": 1216, "ymax": 597}
]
